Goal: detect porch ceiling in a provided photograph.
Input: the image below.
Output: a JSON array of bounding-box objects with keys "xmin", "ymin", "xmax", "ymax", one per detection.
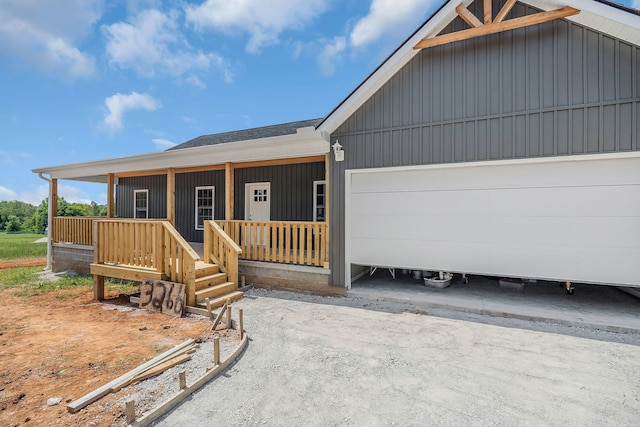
[{"xmin": 33, "ymin": 127, "xmax": 330, "ymax": 182}]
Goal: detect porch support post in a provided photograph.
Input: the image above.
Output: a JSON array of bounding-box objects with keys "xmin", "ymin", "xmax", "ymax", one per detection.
[
  {"xmin": 48, "ymin": 178, "xmax": 58, "ymax": 270},
  {"xmin": 107, "ymin": 173, "xmax": 115, "ymax": 219},
  {"xmin": 167, "ymin": 168, "xmax": 175, "ymax": 225},
  {"xmin": 51, "ymin": 178, "xmax": 58, "ymax": 218},
  {"xmin": 225, "ymin": 162, "xmax": 234, "ymax": 221},
  {"xmin": 324, "ymin": 153, "xmax": 330, "ymax": 269},
  {"xmin": 92, "ymin": 220, "xmax": 104, "ymax": 300}
]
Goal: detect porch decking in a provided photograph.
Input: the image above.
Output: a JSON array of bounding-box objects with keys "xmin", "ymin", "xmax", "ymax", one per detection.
[{"xmin": 52, "ymin": 217, "xmax": 331, "ymax": 307}]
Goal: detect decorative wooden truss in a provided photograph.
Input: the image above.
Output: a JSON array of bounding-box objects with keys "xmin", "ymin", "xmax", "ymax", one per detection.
[{"xmin": 414, "ymin": 0, "xmax": 580, "ymax": 49}]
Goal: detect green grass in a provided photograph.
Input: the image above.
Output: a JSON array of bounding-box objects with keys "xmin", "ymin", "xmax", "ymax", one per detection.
[
  {"xmin": 0, "ymin": 267, "xmax": 139, "ymax": 296},
  {"xmin": 0, "ymin": 232, "xmax": 47, "ymax": 260}
]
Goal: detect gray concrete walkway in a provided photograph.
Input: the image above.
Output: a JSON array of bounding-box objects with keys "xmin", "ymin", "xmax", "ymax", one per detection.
[{"xmin": 349, "ymin": 272, "xmax": 640, "ymax": 333}]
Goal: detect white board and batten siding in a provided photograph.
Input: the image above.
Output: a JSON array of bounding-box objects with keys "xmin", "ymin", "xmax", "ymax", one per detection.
[{"xmin": 345, "ymin": 152, "xmax": 640, "ymax": 288}]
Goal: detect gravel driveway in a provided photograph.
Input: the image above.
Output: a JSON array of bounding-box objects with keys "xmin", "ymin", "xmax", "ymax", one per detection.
[{"xmin": 155, "ymin": 289, "xmax": 640, "ymax": 426}]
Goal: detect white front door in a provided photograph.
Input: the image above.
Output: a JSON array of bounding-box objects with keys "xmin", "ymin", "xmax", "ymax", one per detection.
[{"xmin": 245, "ymin": 182, "xmax": 271, "ymax": 221}]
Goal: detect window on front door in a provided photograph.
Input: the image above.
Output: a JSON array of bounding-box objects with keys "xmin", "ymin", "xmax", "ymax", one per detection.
[
  {"xmin": 195, "ymin": 186, "xmax": 214, "ymax": 230},
  {"xmin": 134, "ymin": 189, "xmax": 148, "ymax": 219},
  {"xmin": 313, "ymin": 180, "xmax": 326, "ymax": 222}
]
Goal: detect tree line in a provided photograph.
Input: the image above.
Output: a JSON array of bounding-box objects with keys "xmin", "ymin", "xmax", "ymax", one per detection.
[{"xmin": 0, "ymin": 198, "xmax": 107, "ymax": 233}]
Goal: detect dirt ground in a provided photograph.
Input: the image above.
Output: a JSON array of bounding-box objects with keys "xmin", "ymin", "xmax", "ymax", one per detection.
[
  {"xmin": 0, "ymin": 283, "xmax": 212, "ymax": 427},
  {"xmin": 0, "ymin": 258, "xmax": 47, "ymax": 270}
]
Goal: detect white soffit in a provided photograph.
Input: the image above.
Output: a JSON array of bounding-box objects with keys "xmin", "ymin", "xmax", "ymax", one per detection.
[
  {"xmin": 33, "ymin": 131, "xmax": 330, "ymax": 182},
  {"xmin": 318, "ymin": 0, "xmax": 640, "ymax": 135}
]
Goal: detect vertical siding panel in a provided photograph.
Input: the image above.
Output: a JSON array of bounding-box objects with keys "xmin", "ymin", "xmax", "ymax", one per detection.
[
  {"xmin": 529, "ymin": 114, "xmax": 540, "ymax": 157},
  {"xmin": 571, "ymin": 25, "xmax": 584, "ymax": 105},
  {"xmin": 477, "ymin": 119, "xmax": 488, "ymax": 160},
  {"xmin": 571, "ymin": 109, "xmax": 585, "ymax": 154},
  {"xmin": 557, "ymin": 110, "xmax": 569, "ymax": 155},
  {"xmin": 603, "ymin": 105, "xmax": 617, "ymax": 152},
  {"xmin": 587, "ymin": 107, "xmax": 600, "ymax": 152},
  {"xmin": 586, "ymin": 30, "xmax": 600, "ymax": 103},
  {"xmin": 603, "ymin": 36, "xmax": 616, "ymax": 102},
  {"xmin": 556, "ymin": 20, "xmax": 570, "ymax": 107},
  {"xmin": 443, "ymin": 123, "xmax": 453, "ymax": 162},
  {"xmin": 619, "ymin": 103, "xmax": 632, "ymax": 151},
  {"xmin": 618, "ymin": 42, "xmax": 632, "ymax": 99},
  {"xmin": 515, "ymin": 115, "xmax": 527, "ymax": 157}
]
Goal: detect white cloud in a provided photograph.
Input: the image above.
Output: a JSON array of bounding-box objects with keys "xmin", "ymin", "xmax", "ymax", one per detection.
[
  {"xmin": 0, "ymin": 186, "xmax": 18, "ymax": 201},
  {"xmin": 350, "ymin": 0, "xmax": 431, "ymax": 47},
  {"xmin": 17, "ymin": 185, "xmax": 49, "ymax": 206},
  {"xmin": 634, "ymin": 0, "xmax": 640, "ymax": 10},
  {"xmin": 103, "ymin": 92, "xmax": 161, "ymax": 131},
  {"xmin": 186, "ymin": 0, "xmax": 330, "ymax": 53},
  {"xmin": 317, "ymin": 36, "xmax": 346, "ymax": 76},
  {"xmin": 104, "ymin": 8, "xmax": 231, "ymax": 85},
  {"xmin": 152, "ymin": 138, "xmax": 177, "ymax": 150},
  {"xmin": 0, "ymin": 0, "xmax": 101, "ymax": 78},
  {"xmin": 59, "ymin": 185, "xmax": 92, "ymax": 204}
]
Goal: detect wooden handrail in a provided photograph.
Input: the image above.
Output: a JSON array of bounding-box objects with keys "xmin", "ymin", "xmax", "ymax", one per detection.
[
  {"xmin": 52, "ymin": 216, "xmax": 103, "ymax": 245},
  {"xmin": 216, "ymin": 220, "xmax": 328, "ymax": 268},
  {"xmin": 93, "ymin": 219, "xmax": 199, "ymax": 306},
  {"xmin": 203, "ymin": 220, "xmax": 242, "ymax": 287}
]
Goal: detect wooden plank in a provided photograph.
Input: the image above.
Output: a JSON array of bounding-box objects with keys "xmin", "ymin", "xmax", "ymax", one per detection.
[
  {"xmin": 292, "ymin": 224, "xmax": 299, "ymax": 264},
  {"xmin": 205, "ymin": 297, "xmax": 213, "ymax": 320},
  {"xmin": 495, "ymin": 0, "xmax": 517, "ymax": 23},
  {"xmin": 212, "ymin": 303, "xmax": 227, "ymax": 330},
  {"xmin": 126, "ymin": 400, "xmax": 135, "ymax": 424},
  {"xmin": 456, "ymin": 3, "xmax": 483, "ymax": 28},
  {"xmin": 284, "ymin": 223, "xmax": 290, "ymax": 264},
  {"xmin": 130, "ymin": 334, "xmax": 248, "ymax": 427},
  {"xmin": 89, "ymin": 263, "xmax": 164, "ymax": 282},
  {"xmin": 67, "ymin": 339, "xmax": 195, "ymax": 413},
  {"xmin": 130, "ymin": 353, "xmax": 191, "ymax": 384},
  {"xmin": 107, "ymin": 173, "xmax": 114, "ymax": 218},
  {"xmin": 51, "ymin": 179, "xmax": 58, "ymax": 220},
  {"xmin": 414, "ymin": 6, "xmax": 579, "ymax": 50},
  {"xmin": 140, "ymin": 279, "xmax": 185, "ymax": 318},
  {"xmin": 306, "ymin": 224, "xmax": 312, "ymax": 265},
  {"xmin": 484, "ymin": 0, "xmax": 492, "ymax": 24}
]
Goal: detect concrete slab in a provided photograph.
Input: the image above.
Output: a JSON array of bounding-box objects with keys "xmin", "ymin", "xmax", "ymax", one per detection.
[{"xmin": 348, "ymin": 272, "xmax": 640, "ymax": 334}]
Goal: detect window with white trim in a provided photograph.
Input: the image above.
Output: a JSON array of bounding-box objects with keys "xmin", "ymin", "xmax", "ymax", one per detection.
[
  {"xmin": 134, "ymin": 189, "xmax": 148, "ymax": 219},
  {"xmin": 195, "ymin": 186, "xmax": 215, "ymax": 230},
  {"xmin": 313, "ymin": 180, "xmax": 326, "ymax": 222}
]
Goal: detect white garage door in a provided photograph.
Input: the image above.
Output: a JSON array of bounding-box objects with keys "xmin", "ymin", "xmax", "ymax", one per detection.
[{"xmin": 346, "ymin": 153, "xmax": 640, "ymax": 287}]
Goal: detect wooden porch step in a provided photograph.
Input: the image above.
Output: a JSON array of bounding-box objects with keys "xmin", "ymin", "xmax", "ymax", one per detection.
[
  {"xmin": 195, "ymin": 261, "xmax": 220, "ymax": 278},
  {"xmin": 195, "ymin": 282, "xmax": 238, "ymax": 301},
  {"xmin": 197, "ymin": 290, "xmax": 244, "ymax": 309},
  {"xmin": 195, "ymin": 272, "xmax": 228, "ymax": 290}
]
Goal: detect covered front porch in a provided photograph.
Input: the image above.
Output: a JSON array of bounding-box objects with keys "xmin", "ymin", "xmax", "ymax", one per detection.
[{"xmin": 35, "ymin": 120, "xmax": 333, "ymax": 308}]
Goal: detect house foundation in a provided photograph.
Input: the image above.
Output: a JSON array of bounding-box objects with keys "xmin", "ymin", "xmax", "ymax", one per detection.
[{"xmin": 52, "ymin": 243, "xmax": 93, "ymax": 275}]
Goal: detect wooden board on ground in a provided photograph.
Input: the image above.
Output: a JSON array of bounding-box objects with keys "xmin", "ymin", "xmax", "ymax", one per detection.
[{"xmin": 140, "ymin": 279, "xmax": 185, "ymax": 317}]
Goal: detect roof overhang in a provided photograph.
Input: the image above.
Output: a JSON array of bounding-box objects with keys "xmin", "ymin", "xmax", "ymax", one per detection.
[
  {"xmin": 317, "ymin": 0, "xmax": 640, "ymax": 135},
  {"xmin": 32, "ymin": 126, "xmax": 330, "ymax": 182}
]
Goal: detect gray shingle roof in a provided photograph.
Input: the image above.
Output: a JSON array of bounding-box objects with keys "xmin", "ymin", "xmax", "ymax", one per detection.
[{"xmin": 168, "ymin": 118, "xmax": 323, "ymax": 151}]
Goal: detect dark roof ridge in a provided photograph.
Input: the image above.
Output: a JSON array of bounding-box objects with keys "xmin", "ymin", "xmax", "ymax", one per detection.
[{"xmin": 169, "ymin": 118, "xmax": 324, "ymax": 151}]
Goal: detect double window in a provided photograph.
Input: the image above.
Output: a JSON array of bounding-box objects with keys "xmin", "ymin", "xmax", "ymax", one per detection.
[
  {"xmin": 195, "ymin": 186, "xmax": 215, "ymax": 230},
  {"xmin": 134, "ymin": 189, "xmax": 148, "ymax": 219}
]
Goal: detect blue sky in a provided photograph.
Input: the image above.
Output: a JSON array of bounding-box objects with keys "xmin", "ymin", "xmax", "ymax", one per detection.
[{"xmin": 0, "ymin": 0, "xmax": 637, "ymax": 206}]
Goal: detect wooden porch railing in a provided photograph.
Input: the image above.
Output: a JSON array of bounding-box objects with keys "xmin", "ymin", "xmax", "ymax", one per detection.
[
  {"xmin": 52, "ymin": 216, "xmax": 101, "ymax": 245},
  {"xmin": 203, "ymin": 220, "xmax": 242, "ymax": 288},
  {"xmin": 93, "ymin": 219, "xmax": 199, "ymax": 305},
  {"xmin": 217, "ymin": 220, "xmax": 328, "ymax": 268}
]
